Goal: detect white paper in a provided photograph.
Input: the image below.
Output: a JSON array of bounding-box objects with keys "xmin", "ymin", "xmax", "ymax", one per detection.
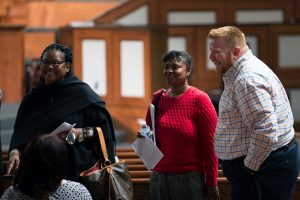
[
  {"xmin": 131, "ymin": 137, "xmax": 163, "ymax": 170},
  {"xmin": 149, "ymin": 103, "xmax": 156, "ymax": 145},
  {"xmin": 51, "ymin": 122, "xmax": 76, "ymax": 134}
]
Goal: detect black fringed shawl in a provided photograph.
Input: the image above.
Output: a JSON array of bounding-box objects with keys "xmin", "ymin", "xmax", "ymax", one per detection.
[{"xmin": 9, "ymin": 76, "xmax": 116, "ymax": 180}]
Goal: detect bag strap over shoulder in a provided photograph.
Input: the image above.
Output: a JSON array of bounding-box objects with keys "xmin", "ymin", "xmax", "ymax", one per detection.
[
  {"xmin": 150, "ymin": 89, "xmax": 165, "ymax": 147},
  {"xmin": 152, "ymin": 88, "xmax": 165, "ymax": 107},
  {"xmin": 96, "ymin": 127, "xmax": 111, "ymax": 166}
]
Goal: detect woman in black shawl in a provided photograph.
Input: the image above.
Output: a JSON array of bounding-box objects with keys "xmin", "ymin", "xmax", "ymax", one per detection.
[{"xmin": 7, "ymin": 43, "xmax": 116, "ymax": 181}]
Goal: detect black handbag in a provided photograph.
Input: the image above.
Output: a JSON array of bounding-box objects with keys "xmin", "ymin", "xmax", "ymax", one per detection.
[{"xmin": 79, "ymin": 127, "xmax": 133, "ymax": 200}]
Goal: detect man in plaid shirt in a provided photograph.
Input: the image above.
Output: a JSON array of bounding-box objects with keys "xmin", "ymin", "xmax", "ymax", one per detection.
[{"xmin": 208, "ymin": 26, "xmax": 300, "ymax": 200}]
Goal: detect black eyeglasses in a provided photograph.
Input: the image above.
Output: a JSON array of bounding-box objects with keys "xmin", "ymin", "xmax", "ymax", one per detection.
[{"xmin": 41, "ymin": 60, "xmax": 66, "ymax": 67}]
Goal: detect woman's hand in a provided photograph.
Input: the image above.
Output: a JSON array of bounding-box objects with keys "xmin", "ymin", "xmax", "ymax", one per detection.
[
  {"xmin": 69, "ymin": 128, "xmax": 82, "ymax": 139},
  {"xmin": 206, "ymin": 185, "xmax": 219, "ymax": 200},
  {"xmin": 57, "ymin": 128, "xmax": 82, "ymax": 139},
  {"xmin": 136, "ymin": 130, "xmax": 145, "ymax": 138},
  {"xmin": 6, "ymin": 149, "xmax": 20, "ymax": 175},
  {"xmin": 56, "ymin": 130, "xmax": 70, "ymax": 139}
]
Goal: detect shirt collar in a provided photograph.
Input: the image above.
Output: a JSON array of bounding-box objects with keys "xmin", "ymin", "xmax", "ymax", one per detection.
[{"xmin": 223, "ymin": 50, "xmax": 253, "ymax": 88}]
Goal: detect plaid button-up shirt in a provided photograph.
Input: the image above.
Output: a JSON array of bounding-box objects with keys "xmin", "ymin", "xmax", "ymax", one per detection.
[{"xmin": 215, "ymin": 50, "xmax": 294, "ymax": 171}]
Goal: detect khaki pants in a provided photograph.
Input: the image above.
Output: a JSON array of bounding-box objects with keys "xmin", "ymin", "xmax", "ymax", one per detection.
[{"xmin": 150, "ymin": 171, "xmax": 206, "ymax": 200}]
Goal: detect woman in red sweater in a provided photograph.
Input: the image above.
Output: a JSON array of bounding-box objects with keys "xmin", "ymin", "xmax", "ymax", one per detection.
[{"xmin": 145, "ymin": 50, "xmax": 219, "ymax": 200}]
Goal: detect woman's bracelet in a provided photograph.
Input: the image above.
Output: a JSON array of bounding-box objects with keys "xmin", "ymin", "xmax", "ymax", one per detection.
[
  {"xmin": 77, "ymin": 129, "xmax": 84, "ymax": 143},
  {"xmin": 83, "ymin": 127, "xmax": 94, "ymax": 138}
]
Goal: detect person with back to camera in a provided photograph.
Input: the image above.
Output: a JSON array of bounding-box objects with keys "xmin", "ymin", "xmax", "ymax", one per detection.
[
  {"xmin": 142, "ymin": 50, "xmax": 219, "ymax": 200},
  {"xmin": 29, "ymin": 58, "xmax": 42, "ymax": 91},
  {"xmin": 208, "ymin": 26, "xmax": 300, "ymax": 200},
  {"xmin": 6, "ymin": 44, "xmax": 116, "ymax": 187},
  {"xmin": 1, "ymin": 133, "xmax": 92, "ymax": 200},
  {"xmin": 25, "ymin": 58, "xmax": 42, "ymax": 93}
]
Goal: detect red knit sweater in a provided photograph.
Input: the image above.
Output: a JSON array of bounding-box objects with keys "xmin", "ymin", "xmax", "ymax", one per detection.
[{"xmin": 146, "ymin": 86, "xmax": 218, "ymax": 186}]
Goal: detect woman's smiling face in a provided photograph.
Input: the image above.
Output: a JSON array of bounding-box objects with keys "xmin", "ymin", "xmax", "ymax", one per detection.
[
  {"xmin": 41, "ymin": 49, "xmax": 70, "ymax": 84},
  {"xmin": 163, "ymin": 58, "xmax": 190, "ymax": 88}
]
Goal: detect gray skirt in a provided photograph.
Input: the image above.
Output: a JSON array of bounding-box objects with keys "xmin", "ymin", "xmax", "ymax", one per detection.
[{"xmin": 150, "ymin": 171, "xmax": 206, "ymax": 200}]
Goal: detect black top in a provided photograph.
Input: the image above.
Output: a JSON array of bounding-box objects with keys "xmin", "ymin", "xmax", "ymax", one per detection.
[{"xmin": 9, "ymin": 76, "xmax": 116, "ymax": 180}]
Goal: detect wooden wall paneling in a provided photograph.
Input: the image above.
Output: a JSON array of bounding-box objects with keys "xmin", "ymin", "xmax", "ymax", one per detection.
[
  {"xmin": 69, "ymin": 28, "xmax": 113, "ymax": 103},
  {"xmin": 93, "ymin": 0, "xmax": 147, "ymax": 25},
  {"xmin": 108, "ymin": 27, "xmax": 166, "ymax": 140},
  {"xmin": 112, "ymin": 29, "xmax": 151, "ymax": 106},
  {"xmin": 69, "ymin": 29, "xmax": 81, "ymax": 82},
  {"xmin": 149, "ymin": 27, "xmax": 168, "ymax": 93},
  {"xmin": 168, "ymin": 27, "xmax": 197, "ymax": 57},
  {"xmin": 238, "ymin": 25, "xmax": 270, "ymax": 66},
  {"xmin": 168, "ymin": 26, "xmax": 200, "ymax": 88},
  {"xmin": 295, "ymin": 123, "xmax": 300, "ymax": 132},
  {"xmin": 148, "ymin": 0, "xmax": 160, "ymax": 25},
  {"xmin": 159, "ymin": 1, "xmax": 227, "ymax": 25},
  {"xmin": 58, "ymin": 26, "xmax": 76, "ymax": 82},
  {"xmin": 110, "ymin": 28, "xmax": 152, "ymax": 138},
  {"xmin": 226, "ymin": 0, "xmax": 294, "ymax": 24},
  {"xmin": 24, "ymin": 29, "xmax": 56, "ymax": 59},
  {"xmin": 58, "ymin": 26, "xmax": 74, "ymax": 50},
  {"xmin": 269, "ymin": 24, "xmax": 300, "ymax": 88},
  {"xmin": 196, "ymin": 26, "xmax": 222, "ymax": 92},
  {"xmin": 0, "ymin": 0, "xmax": 9, "ymax": 17},
  {"xmin": 0, "ymin": 26, "xmax": 24, "ymax": 103},
  {"xmin": 108, "ymin": 105, "xmax": 148, "ymax": 142},
  {"xmin": 296, "ymin": 0, "xmax": 300, "ymax": 22}
]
